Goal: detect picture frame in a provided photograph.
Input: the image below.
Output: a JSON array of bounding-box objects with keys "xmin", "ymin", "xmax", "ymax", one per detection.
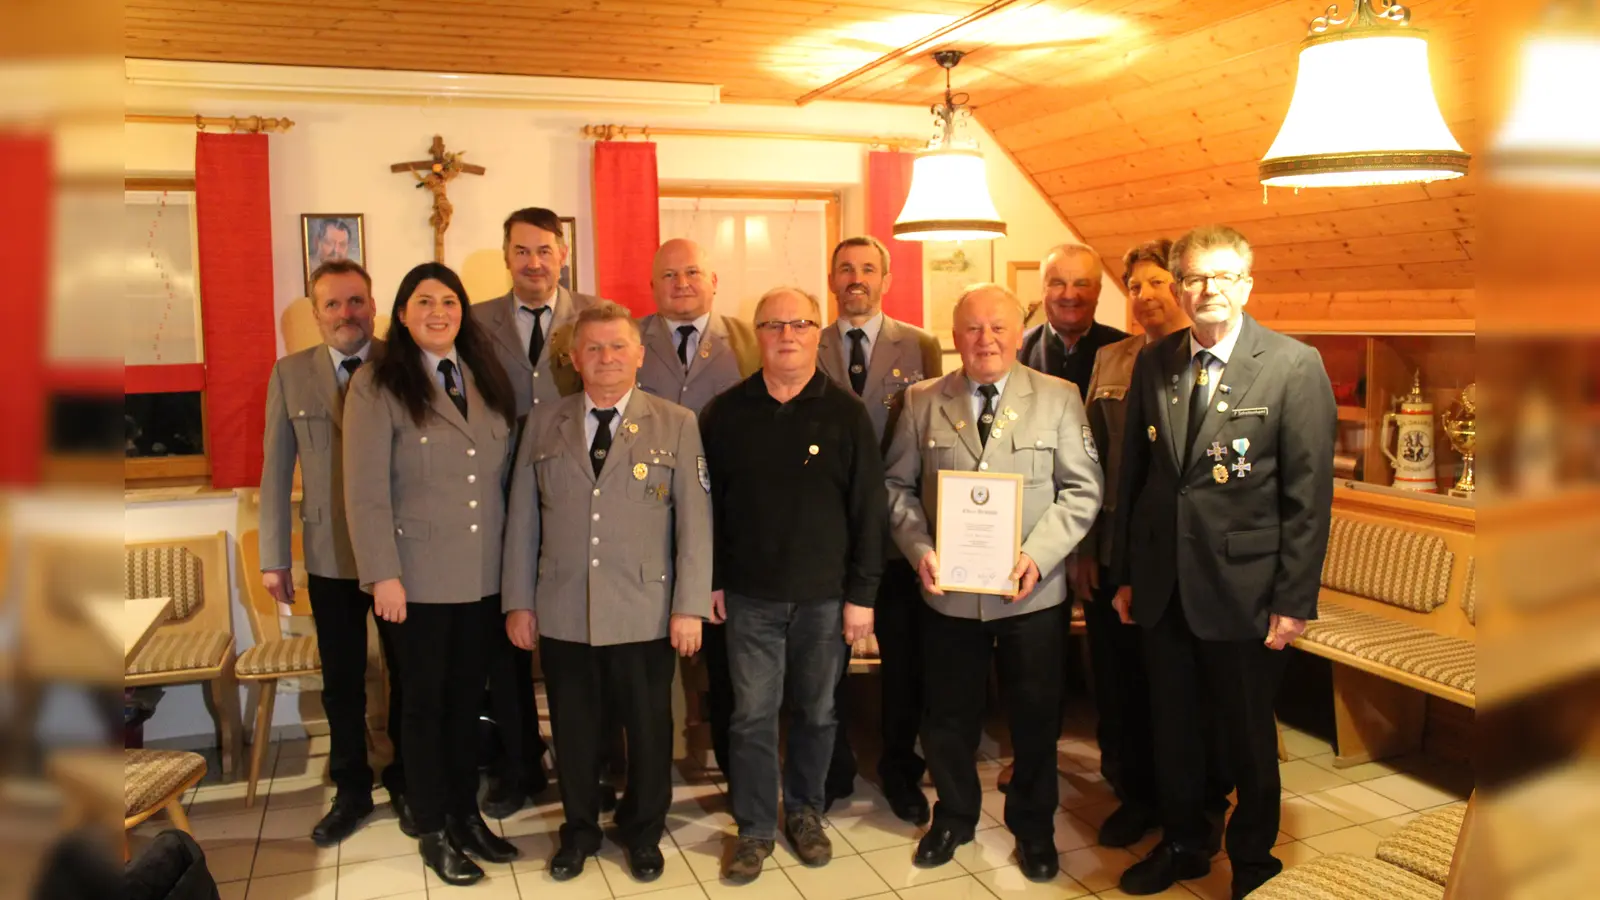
[
  {"xmin": 301, "ymin": 214, "xmax": 366, "ymax": 296},
  {"xmin": 559, "ymin": 216, "xmax": 579, "ymax": 293},
  {"xmin": 1007, "ymin": 260, "xmax": 1044, "ymax": 328}
]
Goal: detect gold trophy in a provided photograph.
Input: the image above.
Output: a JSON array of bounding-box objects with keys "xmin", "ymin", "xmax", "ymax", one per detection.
[{"xmin": 1440, "ymin": 383, "xmax": 1476, "ymax": 499}]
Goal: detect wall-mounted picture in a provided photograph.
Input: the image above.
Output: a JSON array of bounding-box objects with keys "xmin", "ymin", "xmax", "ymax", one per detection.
[
  {"xmin": 559, "ymin": 216, "xmax": 578, "ymax": 293},
  {"xmin": 301, "ymin": 214, "xmax": 366, "ymax": 295}
]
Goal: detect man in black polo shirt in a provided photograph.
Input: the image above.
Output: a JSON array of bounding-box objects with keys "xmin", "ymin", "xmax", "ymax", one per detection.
[{"xmin": 700, "ymin": 286, "xmax": 886, "ymax": 884}]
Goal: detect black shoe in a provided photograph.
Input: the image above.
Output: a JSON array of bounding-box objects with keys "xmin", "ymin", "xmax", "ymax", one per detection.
[
  {"xmin": 913, "ymin": 826, "xmax": 970, "ymax": 869},
  {"xmin": 1017, "ymin": 839, "xmax": 1059, "ymax": 883},
  {"xmin": 598, "ymin": 782, "xmax": 618, "ymax": 814},
  {"xmin": 310, "ymin": 794, "xmax": 374, "ymax": 847},
  {"xmin": 421, "ymin": 829, "xmax": 486, "ymax": 886},
  {"xmin": 550, "ymin": 843, "xmax": 595, "ymax": 881},
  {"xmin": 626, "ymin": 843, "xmax": 665, "ymax": 882},
  {"xmin": 447, "ymin": 812, "xmax": 520, "ymax": 864},
  {"xmin": 1119, "ymin": 841, "xmax": 1211, "ymax": 895},
  {"xmin": 1098, "ymin": 804, "xmax": 1158, "ymax": 848},
  {"xmin": 1230, "ymin": 860, "xmax": 1283, "ymax": 899},
  {"xmin": 481, "ymin": 775, "xmax": 529, "ymax": 820},
  {"xmin": 823, "ymin": 777, "xmax": 855, "ymax": 812},
  {"xmin": 883, "ymin": 785, "xmax": 931, "ymax": 826},
  {"xmin": 388, "ymin": 791, "xmax": 418, "ymax": 838}
]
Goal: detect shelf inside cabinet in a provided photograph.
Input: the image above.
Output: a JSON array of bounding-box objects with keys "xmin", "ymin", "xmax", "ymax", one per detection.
[{"xmin": 1336, "ymin": 405, "xmax": 1366, "ymax": 423}]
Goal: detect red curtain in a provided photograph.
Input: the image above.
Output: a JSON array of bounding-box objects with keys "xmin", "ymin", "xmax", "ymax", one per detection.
[
  {"xmin": 867, "ymin": 151, "xmax": 924, "ymax": 326},
  {"xmin": 0, "ymin": 135, "xmax": 51, "ymax": 485},
  {"xmin": 592, "ymin": 142, "xmax": 659, "ymax": 316},
  {"xmin": 196, "ymin": 132, "xmax": 276, "ymax": 489}
]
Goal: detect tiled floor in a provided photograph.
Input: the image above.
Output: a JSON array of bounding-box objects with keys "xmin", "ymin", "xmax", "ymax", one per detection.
[{"xmin": 130, "ymin": 719, "xmax": 1470, "ymax": 899}]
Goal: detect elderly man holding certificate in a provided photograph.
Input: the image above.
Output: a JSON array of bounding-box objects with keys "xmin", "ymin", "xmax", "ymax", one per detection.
[{"xmin": 884, "ymin": 283, "xmax": 1103, "ymax": 883}]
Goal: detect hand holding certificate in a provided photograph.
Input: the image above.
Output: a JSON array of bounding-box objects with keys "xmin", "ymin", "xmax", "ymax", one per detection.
[{"xmin": 935, "ymin": 470, "xmax": 1026, "ymax": 596}]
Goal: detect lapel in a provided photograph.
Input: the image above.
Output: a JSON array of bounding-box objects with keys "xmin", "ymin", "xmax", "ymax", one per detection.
[
  {"xmin": 599, "ymin": 392, "xmax": 653, "ymax": 483},
  {"xmin": 863, "ymin": 317, "xmax": 900, "ymax": 393},
  {"xmin": 817, "ymin": 323, "xmax": 847, "ymax": 385},
  {"xmin": 557, "ymin": 401, "xmax": 593, "ymax": 483},
  {"xmin": 688, "ymin": 315, "xmax": 729, "ymax": 384},
  {"xmin": 1186, "ymin": 316, "xmax": 1266, "ymax": 471},
  {"xmin": 938, "ymin": 373, "xmax": 983, "ymax": 461},
  {"xmin": 488, "ymin": 294, "xmax": 535, "ymax": 375},
  {"xmin": 310, "ymin": 346, "xmax": 342, "ymax": 426},
  {"xmin": 428, "ymin": 360, "xmax": 475, "ymax": 440},
  {"xmin": 643, "ymin": 316, "xmax": 683, "ymax": 377},
  {"xmin": 1161, "ymin": 332, "xmax": 1189, "ymax": 471},
  {"xmin": 995, "ymin": 365, "xmax": 1036, "ymax": 452},
  {"xmin": 547, "ymin": 287, "xmax": 578, "ymax": 355}
]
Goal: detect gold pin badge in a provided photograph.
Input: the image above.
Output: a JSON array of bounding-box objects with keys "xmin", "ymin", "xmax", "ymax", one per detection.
[
  {"xmin": 1147, "ymin": 425, "xmax": 1157, "ymax": 442},
  {"xmin": 892, "ymin": 368, "xmax": 901, "ymax": 377},
  {"xmin": 1212, "ymin": 463, "xmax": 1229, "ymax": 484},
  {"xmin": 652, "ymin": 483, "xmax": 670, "ymax": 501},
  {"xmin": 808, "ymin": 444, "xmax": 820, "ymax": 455},
  {"xmin": 632, "ymin": 462, "xmax": 648, "ymax": 480},
  {"xmin": 1004, "ymin": 408, "xmax": 1018, "ymax": 421},
  {"xmin": 955, "ymin": 421, "xmax": 967, "ymax": 431},
  {"xmin": 699, "ymin": 348, "xmax": 710, "ymax": 359},
  {"xmin": 627, "ymin": 422, "xmax": 639, "ymax": 434}
]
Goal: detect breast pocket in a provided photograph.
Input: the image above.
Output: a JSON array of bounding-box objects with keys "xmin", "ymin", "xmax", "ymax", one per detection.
[
  {"xmin": 625, "ymin": 446, "xmax": 679, "ymax": 507},
  {"xmin": 533, "ymin": 446, "xmax": 575, "ymax": 500},
  {"xmin": 292, "ymin": 411, "xmax": 332, "ymax": 451},
  {"xmin": 880, "ymin": 372, "xmax": 922, "ymax": 408},
  {"xmin": 1013, "ymin": 430, "xmax": 1058, "ymax": 485},
  {"xmin": 923, "ymin": 429, "xmax": 959, "ymax": 472}
]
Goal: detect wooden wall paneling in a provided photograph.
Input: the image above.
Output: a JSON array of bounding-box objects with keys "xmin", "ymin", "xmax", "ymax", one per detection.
[{"xmin": 1248, "ymin": 289, "xmax": 1476, "ymax": 324}]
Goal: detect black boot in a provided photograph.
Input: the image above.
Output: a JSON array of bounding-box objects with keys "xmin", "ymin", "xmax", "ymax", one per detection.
[
  {"xmin": 480, "ymin": 773, "xmax": 528, "ymax": 820},
  {"xmin": 420, "ymin": 830, "xmax": 485, "ymax": 886},
  {"xmin": 447, "ymin": 812, "xmax": 521, "ymax": 864}
]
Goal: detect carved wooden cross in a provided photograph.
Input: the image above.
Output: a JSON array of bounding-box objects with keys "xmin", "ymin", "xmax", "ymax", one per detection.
[{"xmin": 390, "ymin": 135, "xmax": 487, "ymax": 262}]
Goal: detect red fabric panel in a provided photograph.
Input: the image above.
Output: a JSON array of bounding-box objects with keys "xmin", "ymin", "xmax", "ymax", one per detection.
[
  {"xmin": 0, "ymin": 135, "xmax": 51, "ymax": 485},
  {"xmin": 126, "ymin": 364, "xmax": 207, "ymax": 394},
  {"xmin": 49, "ymin": 365, "xmax": 125, "ymax": 394},
  {"xmin": 592, "ymin": 142, "xmax": 660, "ymax": 316},
  {"xmin": 867, "ymin": 151, "xmax": 924, "ymax": 326},
  {"xmin": 196, "ymin": 132, "xmax": 276, "ymax": 489}
]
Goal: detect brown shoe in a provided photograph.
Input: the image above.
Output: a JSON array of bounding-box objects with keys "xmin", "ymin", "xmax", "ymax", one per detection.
[
  {"xmin": 724, "ymin": 837, "xmax": 774, "ymax": 884},
  {"xmin": 784, "ymin": 807, "xmax": 833, "ymax": 867}
]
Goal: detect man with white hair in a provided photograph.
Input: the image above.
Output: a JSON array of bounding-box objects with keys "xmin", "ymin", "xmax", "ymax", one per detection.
[{"xmin": 1020, "ymin": 243, "xmax": 1128, "ymax": 400}]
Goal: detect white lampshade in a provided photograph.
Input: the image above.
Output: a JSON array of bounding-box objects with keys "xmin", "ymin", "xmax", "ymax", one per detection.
[
  {"xmin": 894, "ymin": 149, "xmax": 1007, "ymax": 241},
  {"xmin": 1260, "ymin": 33, "xmax": 1469, "ymax": 187},
  {"xmin": 1491, "ymin": 33, "xmax": 1600, "ymax": 188}
]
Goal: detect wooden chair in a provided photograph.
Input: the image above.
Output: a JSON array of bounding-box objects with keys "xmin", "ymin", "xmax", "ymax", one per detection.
[
  {"xmin": 237, "ymin": 529, "xmax": 322, "ymax": 805},
  {"xmin": 124, "ymin": 533, "xmax": 244, "ymax": 779},
  {"xmin": 122, "ymin": 749, "xmax": 208, "ymax": 861}
]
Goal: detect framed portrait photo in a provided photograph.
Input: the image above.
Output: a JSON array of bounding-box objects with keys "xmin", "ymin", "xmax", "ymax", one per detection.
[
  {"xmin": 559, "ymin": 216, "xmax": 579, "ymax": 293},
  {"xmin": 301, "ymin": 214, "xmax": 366, "ymax": 295}
]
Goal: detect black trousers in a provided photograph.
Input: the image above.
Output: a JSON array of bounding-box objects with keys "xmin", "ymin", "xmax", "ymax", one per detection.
[
  {"xmin": 486, "ymin": 639, "xmax": 550, "ymax": 783},
  {"xmin": 923, "ymin": 604, "xmax": 1064, "ymax": 841},
  {"xmin": 1144, "ymin": 593, "xmax": 1287, "ymax": 885},
  {"xmin": 828, "ymin": 558, "xmax": 925, "ymax": 795},
  {"xmin": 377, "ymin": 596, "xmax": 499, "ymax": 833},
  {"xmin": 702, "ymin": 620, "xmax": 734, "ymax": 779},
  {"xmin": 307, "ymin": 575, "xmax": 405, "ymax": 796},
  {"xmin": 542, "ymin": 635, "xmax": 677, "ymax": 851}
]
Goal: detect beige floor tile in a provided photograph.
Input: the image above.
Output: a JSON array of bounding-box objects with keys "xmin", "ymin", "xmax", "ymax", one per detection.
[
  {"xmin": 337, "ymin": 854, "xmax": 425, "ymax": 900},
  {"xmin": 827, "ymin": 808, "xmax": 921, "ymax": 853},
  {"xmin": 502, "ymin": 800, "xmax": 567, "ymax": 837},
  {"xmin": 274, "ymin": 750, "xmax": 332, "ymax": 781},
  {"xmin": 1050, "ymin": 810, "xmax": 1099, "ymax": 854},
  {"xmin": 859, "ymin": 845, "xmax": 967, "ymax": 889},
  {"xmin": 782, "ymin": 854, "xmax": 892, "ymax": 900},
  {"xmin": 1057, "ymin": 846, "xmax": 1137, "ymax": 895},
  {"xmin": 668, "ymin": 804, "xmax": 738, "ymax": 846},
  {"xmin": 506, "ymin": 828, "xmax": 560, "ymax": 872},
  {"xmin": 1273, "ymin": 841, "xmax": 1323, "ymax": 868},
  {"xmin": 427, "ymin": 871, "xmax": 522, "ymax": 899},
  {"xmin": 515, "ymin": 862, "xmax": 614, "ymax": 900},
  {"xmin": 1093, "ymin": 886, "xmax": 1195, "ymax": 900},
  {"xmin": 1056, "ymin": 743, "xmax": 1101, "ymax": 775},
  {"xmin": 245, "ymin": 866, "xmax": 338, "ymax": 899},
  {"xmin": 1279, "ymin": 731, "xmax": 1333, "ymax": 761},
  {"xmin": 636, "ymin": 886, "xmax": 710, "ymax": 900},
  {"xmin": 188, "ymin": 809, "xmax": 267, "ymax": 845},
  {"xmin": 217, "ymin": 882, "xmax": 249, "ymax": 900},
  {"xmin": 258, "ymin": 802, "xmax": 328, "ymax": 842},
  {"xmin": 338, "ymin": 819, "xmax": 417, "ymax": 864},
  {"xmin": 1276, "ymin": 760, "xmax": 1350, "ymax": 797},
  {"xmin": 971, "ymin": 862, "xmax": 1090, "ymax": 900},
  {"xmin": 953, "ymin": 827, "xmax": 1021, "ymax": 875},
  {"xmin": 265, "ymin": 776, "xmax": 339, "ymax": 811},
  {"xmin": 251, "ymin": 837, "xmax": 337, "ymax": 878},
  {"xmin": 897, "ymin": 874, "xmax": 1004, "ymax": 900},
  {"xmin": 1273, "ymin": 831, "xmax": 1293, "ymax": 847},
  {"xmin": 1066, "ymin": 800, "xmax": 1117, "ymax": 831},
  {"xmin": 201, "ymin": 842, "xmax": 260, "ymax": 884},
  {"xmin": 1277, "ymin": 798, "xmax": 1355, "ymax": 840},
  {"xmin": 1301, "ymin": 784, "xmax": 1412, "ymax": 825},
  {"xmin": 1057, "ymin": 773, "xmax": 1116, "ymax": 812},
  {"xmin": 1360, "ymin": 812, "xmax": 1421, "ymax": 839},
  {"xmin": 187, "ymin": 781, "xmax": 261, "ymax": 820},
  {"xmin": 1177, "ymin": 855, "xmax": 1233, "ymax": 900},
  {"xmin": 1300, "ymin": 753, "xmax": 1400, "ymax": 783},
  {"xmin": 1301, "ymin": 825, "xmax": 1382, "ymax": 857},
  {"xmin": 1361, "ymin": 773, "xmax": 1466, "ymax": 811},
  {"xmin": 827, "ymin": 777, "xmax": 892, "ymax": 820},
  {"xmin": 598, "ymin": 842, "xmax": 700, "ymax": 897}
]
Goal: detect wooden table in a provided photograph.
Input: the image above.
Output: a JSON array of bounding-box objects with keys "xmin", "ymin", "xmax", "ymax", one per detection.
[{"xmin": 83, "ymin": 596, "xmax": 172, "ymax": 665}]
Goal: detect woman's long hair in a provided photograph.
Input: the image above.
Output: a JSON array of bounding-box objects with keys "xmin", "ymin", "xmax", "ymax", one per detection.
[{"xmin": 373, "ymin": 262, "xmax": 517, "ymax": 428}]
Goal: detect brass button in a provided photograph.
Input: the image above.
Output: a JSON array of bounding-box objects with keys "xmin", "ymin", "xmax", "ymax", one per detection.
[
  {"xmin": 467, "ymin": 448, "xmax": 476, "ymax": 457},
  {"xmin": 591, "ymin": 537, "xmax": 599, "ymax": 545},
  {"xmin": 470, "ymin": 524, "xmax": 479, "ymax": 533},
  {"xmin": 469, "ymin": 500, "xmax": 478, "ymax": 509},
  {"xmin": 420, "ymin": 436, "xmax": 428, "ymax": 444},
  {"xmin": 592, "ymin": 488, "xmax": 600, "ymax": 496},
  {"xmin": 467, "ymin": 475, "xmax": 476, "ymax": 484}
]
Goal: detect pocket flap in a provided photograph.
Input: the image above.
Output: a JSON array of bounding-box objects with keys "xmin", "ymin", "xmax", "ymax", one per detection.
[
  {"xmin": 300, "ymin": 505, "xmax": 324, "ymax": 524},
  {"xmin": 640, "ymin": 562, "xmax": 669, "ymax": 584},
  {"xmin": 1093, "ymin": 385, "xmax": 1128, "ymax": 402},
  {"xmin": 632, "ymin": 446, "xmax": 678, "ymax": 468},
  {"xmin": 1226, "ymin": 526, "xmax": 1280, "ymax": 557},
  {"xmin": 1013, "ymin": 430, "xmax": 1059, "ymax": 452},
  {"xmin": 395, "ymin": 517, "xmax": 430, "ymax": 540}
]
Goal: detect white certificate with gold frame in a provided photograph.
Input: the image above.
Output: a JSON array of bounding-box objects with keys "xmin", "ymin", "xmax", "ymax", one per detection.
[{"xmin": 935, "ymin": 470, "xmax": 1024, "ymax": 595}]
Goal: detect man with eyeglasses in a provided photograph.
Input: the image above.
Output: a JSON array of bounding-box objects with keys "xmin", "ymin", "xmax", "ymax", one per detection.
[
  {"xmin": 1111, "ymin": 225, "xmax": 1335, "ymax": 899},
  {"xmin": 699, "ymin": 287, "xmax": 886, "ymax": 884}
]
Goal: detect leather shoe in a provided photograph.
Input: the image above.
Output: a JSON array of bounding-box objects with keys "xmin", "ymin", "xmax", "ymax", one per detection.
[
  {"xmin": 913, "ymin": 827, "xmax": 970, "ymax": 869},
  {"xmin": 883, "ymin": 785, "xmax": 931, "ymax": 826},
  {"xmin": 1017, "ymin": 839, "xmax": 1059, "ymax": 882},
  {"xmin": 481, "ymin": 774, "xmax": 529, "ymax": 820},
  {"xmin": 311, "ymin": 794, "xmax": 374, "ymax": 847},
  {"xmin": 1229, "ymin": 860, "xmax": 1283, "ymax": 898},
  {"xmin": 389, "ymin": 791, "xmax": 418, "ymax": 838},
  {"xmin": 550, "ymin": 843, "xmax": 596, "ymax": 882},
  {"xmin": 447, "ymin": 812, "xmax": 520, "ymax": 864},
  {"xmin": 421, "ymin": 830, "xmax": 485, "ymax": 886},
  {"xmin": 626, "ymin": 843, "xmax": 665, "ymax": 882},
  {"xmin": 1097, "ymin": 804, "xmax": 1158, "ymax": 848},
  {"xmin": 1119, "ymin": 841, "xmax": 1210, "ymax": 895}
]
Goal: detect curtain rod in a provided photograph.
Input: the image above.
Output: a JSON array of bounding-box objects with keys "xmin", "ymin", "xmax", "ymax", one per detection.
[
  {"xmin": 125, "ymin": 114, "xmax": 296, "ymax": 133},
  {"xmin": 581, "ymin": 124, "xmax": 923, "ymax": 151}
]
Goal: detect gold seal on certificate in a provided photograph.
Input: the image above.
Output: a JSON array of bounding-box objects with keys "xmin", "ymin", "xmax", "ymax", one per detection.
[{"xmin": 935, "ymin": 470, "xmax": 1024, "ymax": 595}]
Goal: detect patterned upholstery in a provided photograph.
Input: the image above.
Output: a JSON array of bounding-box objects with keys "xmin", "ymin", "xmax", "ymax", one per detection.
[
  {"xmin": 1377, "ymin": 802, "xmax": 1467, "ymax": 885},
  {"xmin": 125, "ymin": 749, "xmax": 207, "ymax": 818},
  {"xmin": 1301, "ymin": 603, "xmax": 1476, "ymax": 694},
  {"xmin": 1322, "ymin": 516, "xmax": 1454, "ymax": 613},
  {"xmin": 127, "ymin": 630, "xmax": 231, "ymax": 676},
  {"xmin": 126, "ymin": 546, "xmax": 206, "ymax": 619},
  {"xmin": 1251, "ymin": 854, "xmax": 1444, "ymax": 900},
  {"xmin": 1462, "ymin": 558, "xmax": 1478, "ymax": 625},
  {"xmin": 237, "ymin": 635, "xmax": 320, "ymax": 678}
]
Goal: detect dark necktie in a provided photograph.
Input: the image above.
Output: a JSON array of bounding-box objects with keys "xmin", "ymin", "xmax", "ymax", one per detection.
[
  {"xmin": 526, "ymin": 306, "xmax": 546, "ymax": 365},
  {"xmin": 339, "ymin": 356, "xmax": 361, "ymax": 392},
  {"xmin": 977, "ymin": 383, "xmax": 999, "ymax": 447},
  {"xmin": 1050, "ymin": 331, "xmax": 1068, "ymax": 379},
  {"xmin": 676, "ymin": 324, "xmax": 697, "ymax": 367},
  {"xmin": 847, "ymin": 328, "xmax": 868, "ymax": 395},
  {"xmin": 1185, "ymin": 349, "xmax": 1215, "ymax": 461},
  {"xmin": 439, "ymin": 359, "xmax": 468, "ymax": 421},
  {"xmin": 590, "ymin": 407, "xmax": 618, "ymax": 477}
]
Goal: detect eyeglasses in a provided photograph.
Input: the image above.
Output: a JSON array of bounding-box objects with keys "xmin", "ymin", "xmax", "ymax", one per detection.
[
  {"xmin": 755, "ymin": 319, "xmax": 819, "ymax": 334},
  {"xmin": 1179, "ymin": 272, "xmax": 1250, "ymax": 291}
]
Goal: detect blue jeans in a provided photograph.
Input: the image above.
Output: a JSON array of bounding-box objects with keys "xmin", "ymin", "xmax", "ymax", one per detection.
[{"xmin": 724, "ymin": 593, "xmax": 847, "ymax": 840}]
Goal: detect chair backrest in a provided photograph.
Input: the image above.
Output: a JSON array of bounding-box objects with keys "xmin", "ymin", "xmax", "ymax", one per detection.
[
  {"xmin": 124, "ymin": 533, "xmax": 232, "ymax": 639},
  {"xmin": 237, "ymin": 528, "xmax": 308, "ymax": 645},
  {"xmin": 1322, "ymin": 514, "xmax": 1454, "ymax": 613}
]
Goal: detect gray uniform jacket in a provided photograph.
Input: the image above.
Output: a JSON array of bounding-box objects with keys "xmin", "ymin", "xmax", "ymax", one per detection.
[
  {"xmin": 471, "ymin": 287, "xmax": 599, "ymax": 420},
  {"xmin": 885, "ymin": 364, "xmax": 1104, "ymax": 621},
  {"xmin": 817, "ymin": 315, "xmax": 943, "ymax": 453},
  {"xmin": 635, "ymin": 313, "xmax": 762, "ymax": 416}
]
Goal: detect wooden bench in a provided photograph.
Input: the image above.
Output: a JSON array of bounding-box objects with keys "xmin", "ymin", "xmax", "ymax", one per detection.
[{"xmin": 1292, "ymin": 500, "xmax": 1475, "ymax": 766}]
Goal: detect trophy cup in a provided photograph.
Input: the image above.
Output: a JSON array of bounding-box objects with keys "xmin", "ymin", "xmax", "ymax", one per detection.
[
  {"xmin": 1381, "ymin": 372, "xmax": 1437, "ymax": 492},
  {"xmin": 1441, "ymin": 383, "xmax": 1476, "ymax": 499}
]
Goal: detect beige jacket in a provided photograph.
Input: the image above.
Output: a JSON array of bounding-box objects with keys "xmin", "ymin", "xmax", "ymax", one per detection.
[
  {"xmin": 471, "ymin": 287, "xmax": 599, "ymax": 421},
  {"xmin": 1080, "ymin": 334, "xmax": 1144, "ymax": 567},
  {"xmin": 635, "ymin": 313, "xmax": 761, "ymax": 416}
]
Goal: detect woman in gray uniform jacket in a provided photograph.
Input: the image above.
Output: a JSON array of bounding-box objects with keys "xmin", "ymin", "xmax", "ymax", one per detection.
[{"xmin": 344, "ymin": 262, "xmax": 521, "ymax": 886}]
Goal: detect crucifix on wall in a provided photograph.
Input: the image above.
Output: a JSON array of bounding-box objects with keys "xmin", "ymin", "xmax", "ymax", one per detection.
[{"xmin": 390, "ymin": 135, "xmax": 487, "ymax": 262}]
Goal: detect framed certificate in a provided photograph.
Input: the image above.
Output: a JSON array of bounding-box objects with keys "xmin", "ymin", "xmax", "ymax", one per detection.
[{"xmin": 935, "ymin": 470, "xmax": 1024, "ymax": 595}]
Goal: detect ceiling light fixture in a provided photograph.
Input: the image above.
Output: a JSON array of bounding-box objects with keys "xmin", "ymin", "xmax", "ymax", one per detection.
[{"xmin": 893, "ymin": 50, "xmax": 1008, "ymax": 242}]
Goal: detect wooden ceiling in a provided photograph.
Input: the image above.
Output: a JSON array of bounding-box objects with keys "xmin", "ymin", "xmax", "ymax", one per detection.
[{"xmin": 126, "ymin": 0, "xmax": 1477, "ymax": 319}]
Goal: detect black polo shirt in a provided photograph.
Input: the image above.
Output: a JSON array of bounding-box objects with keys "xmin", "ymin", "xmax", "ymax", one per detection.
[{"xmin": 699, "ymin": 369, "xmax": 885, "ymax": 608}]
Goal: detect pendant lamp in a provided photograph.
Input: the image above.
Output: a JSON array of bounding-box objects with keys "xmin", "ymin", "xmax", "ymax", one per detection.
[{"xmin": 894, "ymin": 50, "xmax": 1007, "ymax": 241}]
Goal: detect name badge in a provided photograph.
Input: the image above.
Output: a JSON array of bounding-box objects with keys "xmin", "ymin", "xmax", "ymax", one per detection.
[{"xmin": 1230, "ymin": 407, "xmax": 1269, "ymax": 418}]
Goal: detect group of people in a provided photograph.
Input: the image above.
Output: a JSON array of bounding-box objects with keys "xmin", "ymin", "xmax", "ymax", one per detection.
[{"xmin": 259, "ymin": 206, "xmax": 1335, "ymax": 900}]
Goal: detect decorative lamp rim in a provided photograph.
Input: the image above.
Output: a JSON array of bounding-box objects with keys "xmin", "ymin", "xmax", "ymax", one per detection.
[
  {"xmin": 892, "ymin": 219, "xmax": 1008, "ymax": 237},
  {"xmin": 1258, "ymin": 149, "xmax": 1472, "ymax": 180}
]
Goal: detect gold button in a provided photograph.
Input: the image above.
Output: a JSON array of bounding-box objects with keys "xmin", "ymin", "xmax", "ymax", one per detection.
[
  {"xmin": 468, "ymin": 475, "xmax": 476, "ymax": 484},
  {"xmin": 297, "ymin": 410, "xmax": 305, "ymax": 416},
  {"xmin": 1035, "ymin": 439, "xmax": 1043, "ymax": 447},
  {"xmin": 534, "ymin": 371, "xmax": 541, "ymax": 378},
  {"xmin": 653, "ymin": 457, "xmax": 660, "ymax": 464},
  {"xmin": 591, "ymin": 537, "xmax": 599, "ymax": 545},
  {"xmin": 467, "ymin": 448, "xmax": 476, "ymax": 457},
  {"xmin": 592, "ymin": 488, "xmax": 600, "ymax": 496},
  {"xmin": 592, "ymin": 513, "xmax": 600, "ymax": 521},
  {"xmin": 469, "ymin": 500, "xmax": 478, "ymax": 509},
  {"xmin": 420, "ymin": 436, "xmax": 428, "ymax": 444},
  {"xmin": 470, "ymin": 524, "xmax": 479, "ymax": 533},
  {"xmin": 927, "ymin": 439, "xmax": 935, "ymax": 448}
]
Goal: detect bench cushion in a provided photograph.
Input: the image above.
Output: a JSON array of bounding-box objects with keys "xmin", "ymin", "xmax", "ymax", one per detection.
[
  {"xmin": 1462, "ymin": 558, "xmax": 1478, "ymax": 625},
  {"xmin": 1377, "ymin": 801, "xmax": 1467, "ymax": 886},
  {"xmin": 127, "ymin": 630, "xmax": 232, "ymax": 676},
  {"xmin": 126, "ymin": 546, "xmax": 206, "ymax": 620},
  {"xmin": 1301, "ymin": 603, "xmax": 1475, "ymax": 694},
  {"xmin": 1250, "ymin": 853, "xmax": 1444, "ymax": 900},
  {"xmin": 1323, "ymin": 516, "xmax": 1453, "ymax": 613},
  {"xmin": 125, "ymin": 749, "xmax": 207, "ymax": 818},
  {"xmin": 237, "ymin": 635, "xmax": 320, "ymax": 677}
]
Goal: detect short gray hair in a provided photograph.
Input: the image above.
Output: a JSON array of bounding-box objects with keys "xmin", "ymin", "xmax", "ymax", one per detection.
[
  {"xmin": 573, "ymin": 300, "xmax": 642, "ymax": 343},
  {"xmin": 1042, "ymin": 243, "xmax": 1102, "ymax": 271},
  {"xmin": 1168, "ymin": 225, "xmax": 1253, "ymax": 279},
  {"xmin": 753, "ymin": 286, "xmax": 822, "ymax": 323},
  {"xmin": 952, "ymin": 282, "xmax": 1025, "ymax": 324}
]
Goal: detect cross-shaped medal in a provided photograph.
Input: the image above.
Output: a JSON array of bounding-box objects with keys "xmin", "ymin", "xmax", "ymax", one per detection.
[
  {"xmin": 1232, "ymin": 457, "xmax": 1252, "ymax": 478},
  {"xmin": 1205, "ymin": 441, "xmax": 1228, "ymax": 462},
  {"xmin": 652, "ymin": 483, "xmax": 670, "ymax": 501}
]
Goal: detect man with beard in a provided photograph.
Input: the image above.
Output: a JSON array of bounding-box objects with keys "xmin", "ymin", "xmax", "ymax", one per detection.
[{"xmin": 816, "ymin": 236, "xmax": 941, "ymax": 822}]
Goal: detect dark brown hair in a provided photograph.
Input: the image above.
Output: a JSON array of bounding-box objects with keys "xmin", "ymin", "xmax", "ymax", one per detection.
[
  {"xmin": 830, "ymin": 235, "xmax": 891, "ymax": 274},
  {"xmin": 308, "ymin": 257, "xmax": 372, "ymax": 296},
  {"xmin": 1168, "ymin": 225, "xmax": 1253, "ymax": 279},
  {"xmin": 502, "ymin": 207, "xmax": 566, "ymax": 248},
  {"xmin": 1120, "ymin": 239, "xmax": 1174, "ymax": 287}
]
